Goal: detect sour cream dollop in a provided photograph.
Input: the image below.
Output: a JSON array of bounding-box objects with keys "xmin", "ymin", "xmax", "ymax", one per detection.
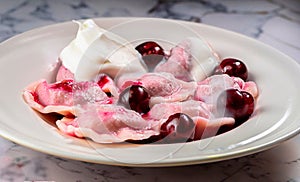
[{"xmin": 59, "ymin": 19, "xmax": 146, "ymax": 81}]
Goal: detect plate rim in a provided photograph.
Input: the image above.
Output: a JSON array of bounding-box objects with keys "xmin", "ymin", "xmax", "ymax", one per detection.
[{"xmin": 0, "ymin": 17, "xmax": 300, "ymax": 167}]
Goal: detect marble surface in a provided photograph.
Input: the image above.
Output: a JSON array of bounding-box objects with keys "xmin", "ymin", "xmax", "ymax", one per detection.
[{"xmin": 0, "ymin": 0, "xmax": 300, "ymax": 181}]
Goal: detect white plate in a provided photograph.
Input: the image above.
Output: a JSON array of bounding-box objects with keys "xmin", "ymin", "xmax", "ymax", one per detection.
[{"xmin": 0, "ymin": 18, "xmax": 300, "ymax": 167}]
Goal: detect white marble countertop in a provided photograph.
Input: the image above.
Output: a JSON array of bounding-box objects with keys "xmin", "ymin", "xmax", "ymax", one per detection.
[{"xmin": 0, "ymin": 0, "xmax": 300, "ymax": 181}]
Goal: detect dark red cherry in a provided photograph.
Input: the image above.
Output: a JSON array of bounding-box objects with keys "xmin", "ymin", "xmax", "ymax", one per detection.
[
  {"xmin": 217, "ymin": 89, "xmax": 254, "ymax": 126},
  {"xmin": 118, "ymin": 85, "xmax": 150, "ymax": 114},
  {"xmin": 135, "ymin": 41, "xmax": 164, "ymax": 56},
  {"xmin": 127, "ymin": 113, "xmax": 195, "ymax": 144},
  {"xmin": 50, "ymin": 80, "xmax": 74, "ymax": 92},
  {"xmin": 160, "ymin": 113, "xmax": 195, "ymax": 143},
  {"xmin": 129, "ymin": 85, "xmax": 150, "ymax": 114},
  {"xmin": 219, "ymin": 58, "xmax": 248, "ymax": 81},
  {"xmin": 135, "ymin": 41, "xmax": 165, "ymax": 71}
]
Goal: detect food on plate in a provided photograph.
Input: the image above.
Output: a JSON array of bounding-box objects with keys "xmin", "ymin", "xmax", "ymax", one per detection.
[
  {"xmin": 23, "ymin": 19, "xmax": 258, "ymax": 144},
  {"xmin": 59, "ymin": 19, "xmax": 147, "ymax": 81},
  {"xmin": 217, "ymin": 58, "xmax": 248, "ymax": 81}
]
